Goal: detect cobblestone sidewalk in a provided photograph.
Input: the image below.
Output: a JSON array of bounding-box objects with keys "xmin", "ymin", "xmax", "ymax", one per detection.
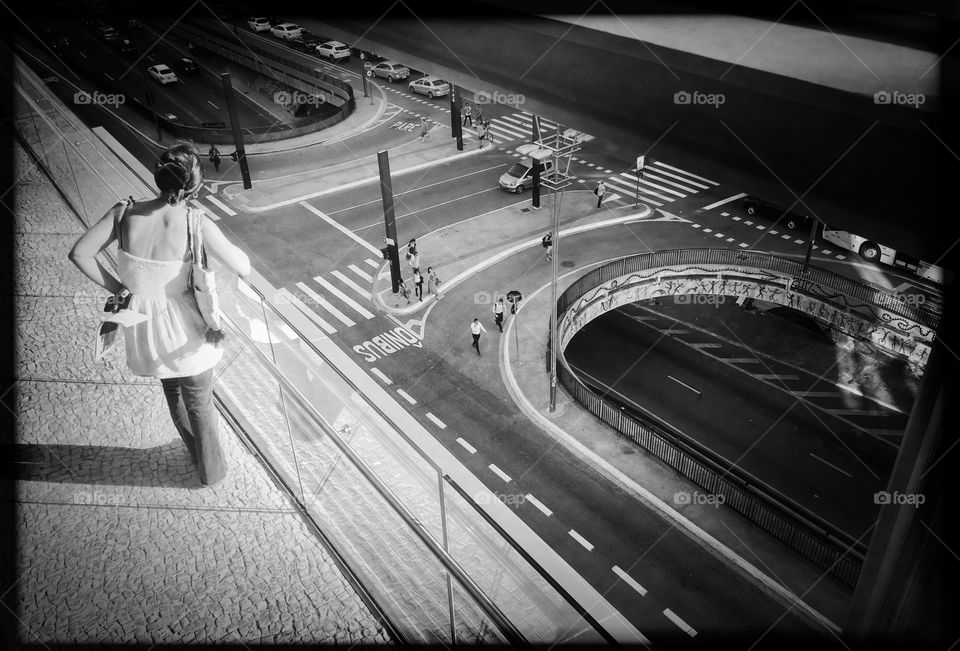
[{"xmin": 4, "ymin": 145, "xmax": 389, "ymax": 645}]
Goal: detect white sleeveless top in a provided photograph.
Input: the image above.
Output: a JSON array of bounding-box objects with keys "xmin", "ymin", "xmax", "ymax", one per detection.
[{"xmin": 116, "ymin": 209, "xmax": 222, "ymax": 378}]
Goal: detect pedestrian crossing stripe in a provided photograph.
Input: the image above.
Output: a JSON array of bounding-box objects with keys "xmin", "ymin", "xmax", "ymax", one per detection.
[
  {"xmin": 204, "ymin": 194, "xmax": 236, "ymax": 216},
  {"xmin": 651, "ymin": 161, "xmax": 718, "ymax": 186},
  {"xmin": 347, "ymin": 264, "xmax": 373, "ymax": 283},
  {"xmin": 189, "ymin": 198, "xmax": 219, "ymax": 221},
  {"xmin": 314, "ymin": 275, "xmax": 374, "ymax": 319},
  {"xmin": 296, "ymin": 281, "xmax": 356, "ymax": 327},
  {"xmin": 285, "ymin": 260, "xmax": 385, "ymax": 332}
]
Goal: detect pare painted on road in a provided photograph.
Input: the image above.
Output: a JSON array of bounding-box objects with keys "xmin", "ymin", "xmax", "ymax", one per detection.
[
  {"xmin": 390, "ymin": 121, "xmax": 418, "ymax": 132},
  {"xmin": 353, "ymin": 325, "xmax": 422, "ymax": 361}
]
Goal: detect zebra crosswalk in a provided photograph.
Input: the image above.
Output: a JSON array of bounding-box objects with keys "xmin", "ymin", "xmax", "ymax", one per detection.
[
  {"xmin": 282, "ymin": 259, "xmax": 382, "ymax": 335},
  {"xmin": 463, "ymin": 111, "xmax": 559, "ymax": 145},
  {"xmin": 596, "ymin": 160, "xmax": 719, "ymax": 208}
]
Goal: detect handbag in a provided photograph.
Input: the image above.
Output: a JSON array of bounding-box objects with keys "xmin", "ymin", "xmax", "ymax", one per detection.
[{"xmin": 187, "ymin": 208, "xmax": 227, "ymax": 344}]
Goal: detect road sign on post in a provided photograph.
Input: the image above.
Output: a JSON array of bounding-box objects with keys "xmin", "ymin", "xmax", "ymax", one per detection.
[
  {"xmin": 635, "ymin": 155, "xmax": 646, "ymax": 207},
  {"xmin": 507, "ymin": 290, "xmax": 523, "ymax": 364},
  {"xmin": 378, "ymin": 151, "xmax": 401, "ymax": 293}
]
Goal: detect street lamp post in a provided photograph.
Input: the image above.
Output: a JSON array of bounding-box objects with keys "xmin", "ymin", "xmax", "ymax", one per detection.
[{"xmin": 516, "ymin": 126, "xmax": 581, "ymax": 411}]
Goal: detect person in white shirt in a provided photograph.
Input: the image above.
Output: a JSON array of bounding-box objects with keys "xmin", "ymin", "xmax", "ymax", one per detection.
[
  {"xmin": 595, "ymin": 180, "xmax": 605, "ymax": 208},
  {"xmin": 470, "ymin": 318, "xmax": 487, "ymax": 356}
]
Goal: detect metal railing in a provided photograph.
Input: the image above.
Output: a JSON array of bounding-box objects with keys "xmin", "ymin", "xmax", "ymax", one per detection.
[
  {"xmin": 557, "ymin": 249, "xmax": 941, "ymax": 330},
  {"xmin": 12, "ymin": 55, "xmax": 616, "ymax": 646},
  {"xmin": 548, "ymin": 249, "xmax": 925, "ymax": 588}
]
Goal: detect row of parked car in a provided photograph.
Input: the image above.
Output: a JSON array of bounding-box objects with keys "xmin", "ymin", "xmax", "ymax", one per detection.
[{"xmin": 244, "ymin": 16, "xmax": 451, "ymax": 99}]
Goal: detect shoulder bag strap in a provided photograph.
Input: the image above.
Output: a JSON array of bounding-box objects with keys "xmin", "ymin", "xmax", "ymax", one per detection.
[{"xmin": 113, "ymin": 200, "xmax": 130, "ymax": 250}]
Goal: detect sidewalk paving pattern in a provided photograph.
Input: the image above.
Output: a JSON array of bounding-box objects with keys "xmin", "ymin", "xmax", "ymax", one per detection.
[{"xmin": 6, "ymin": 145, "xmax": 388, "ymax": 645}]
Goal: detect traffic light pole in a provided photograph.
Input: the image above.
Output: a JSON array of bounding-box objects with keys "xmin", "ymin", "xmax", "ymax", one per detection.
[
  {"xmin": 221, "ymin": 72, "xmax": 251, "ymax": 190},
  {"xmin": 378, "ymin": 150, "xmax": 401, "ymax": 293},
  {"xmin": 450, "ymin": 85, "xmax": 463, "ymax": 151}
]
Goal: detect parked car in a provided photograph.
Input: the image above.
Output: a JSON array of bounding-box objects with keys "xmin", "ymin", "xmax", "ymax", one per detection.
[
  {"xmin": 175, "ymin": 57, "xmax": 198, "ymax": 74},
  {"xmin": 367, "ymin": 60, "xmax": 409, "ymax": 82},
  {"xmin": 96, "ymin": 25, "xmax": 119, "ymax": 41},
  {"xmin": 147, "ymin": 64, "xmax": 178, "ymax": 85},
  {"xmin": 408, "ymin": 75, "xmax": 449, "ymax": 98},
  {"xmin": 270, "ymin": 23, "xmax": 303, "ymax": 40},
  {"xmin": 741, "ymin": 196, "xmax": 812, "ymax": 231},
  {"xmin": 316, "ymin": 40, "xmax": 351, "ymax": 62},
  {"xmin": 115, "ymin": 38, "xmax": 137, "ymax": 56},
  {"xmin": 292, "ymin": 31, "xmax": 323, "ymax": 53},
  {"xmin": 247, "ymin": 16, "xmax": 271, "ymax": 32},
  {"xmin": 499, "ymin": 158, "xmax": 555, "ymax": 193}
]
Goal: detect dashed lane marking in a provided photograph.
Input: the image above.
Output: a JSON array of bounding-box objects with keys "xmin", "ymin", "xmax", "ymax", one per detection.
[
  {"xmin": 456, "ymin": 437, "xmax": 476, "ymax": 454},
  {"xmin": 663, "ymin": 608, "xmax": 697, "ymax": 637},
  {"xmin": 569, "ymin": 529, "xmax": 595, "ymax": 551},
  {"xmin": 612, "ymin": 566, "xmax": 648, "ymax": 596},
  {"xmin": 738, "ymin": 242, "xmax": 749, "ymax": 248},
  {"xmin": 370, "ymin": 367, "xmax": 392, "ymax": 384},
  {"xmin": 426, "ymin": 412, "xmax": 447, "ymax": 429},
  {"xmin": 396, "ymin": 388, "xmax": 417, "ymax": 404},
  {"xmin": 489, "ymin": 464, "xmax": 512, "ymax": 483},
  {"xmin": 525, "ymin": 494, "xmax": 553, "ymax": 517}
]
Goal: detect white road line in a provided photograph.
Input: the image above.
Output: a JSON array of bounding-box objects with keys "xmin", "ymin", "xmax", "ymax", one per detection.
[
  {"xmin": 720, "ymin": 211, "xmax": 729, "ymax": 216},
  {"xmin": 569, "ymin": 530, "xmax": 594, "ymax": 551},
  {"xmin": 821, "ymin": 249, "xmax": 833, "ymax": 255},
  {"xmin": 690, "ymin": 342, "xmax": 721, "ymax": 348},
  {"xmin": 490, "ymin": 121, "xmax": 527, "ymax": 139},
  {"xmin": 603, "ymin": 176, "xmax": 637, "ymax": 193},
  {"xmin": 331, "ymin": 269, "xmax": 372, "ymax": 300},
  {"xmin": 667, "ymin": 375, "xmax": 700, "ymax": 397},
  {"xmin": 770, "ymin": 230, "xmax": 779, "ymax": 235},
  {"xmin": 188, "ymin": 199, "xmax": 219, "ymax": 221},
  {"xmin": 739, "ymin": 242, "xmax": 749, "ymax": 248},
  {"xmin": 425, "ymin": 412, "xmax": 447, "ymax": 429},
  {"xmin": 370, "ymin": 367, "xmax": 392, "ymax": 384},
  {"xmin": 104, "ymin": 72, "xmax": 114, "ymax": 81},
  {"xmin": 204, "ymin": 194, "xmax": 236, "ymax": 216},
  {"xmin": 300, "ymin": 202, "xmax": 382, "ymax": 256},
  {"xmin": 742, "ymin": 219, "xmax": 751, "ymax": 224},
  {"xmin": 525, "ymin": 494, "xmax": 553, "ymax": 516},
  {"xmin": 652, "ymin": 161, "xmax": 718, "ymax": 185},
  {"xmin": 702, "ymin": 228, "xmax": 713, "ymax": 233},
  {"xmin": 809, "ymin": 453, "xmax": 854, "ymax": 478},
  {"xmin": 714, "ymin": 232, "xmax": 725, "ymax": 238},
  {"xmin": 755, "ymin": 225, "xmax": 765, "ymax": 230},
  {"xmin": 794, "ymin": 239, "xmax": 805, "ymax": 244},
  {"xmin": 348, "ymin": 263, "xmax": 374, "ymax": 282},
  {"xmin": 611, "ymin": 179, "xmax": 672, "ymax": 202},
  {"xmin": 489, "ymin": 464, "xmax": 512, "ymax": 482},
  {"xmin": 207, "ymin": 100, "xmax": 220, "ymax": 110},
  {"xmin": 754, "ymin": 374, "xmax": 800, "ymax": 381},
  {"xmin": 612, "ymin": 566, "xmax": 647, "ymax": 596},
  {"xmin": 724, "ymin": 357, "xmax": 759, "ymax": 363},
  {"xmin": 640, "ymin": 171, "xmax": 699, "ymax": 193},
  {"xmin": 499, "ymin": 114, "xmax": 530, "ymax": 129},
  {"xmin": 605, "ymin": 193, "xmax": 622, "ymax": 203},
  {"xmin": 733, "ymin": 216, "xmax": 742, "ymax": 221},
  {"xmin": 314, "ymin": 275, "xmax": 374, "ymax": 319},
  {"xmin": 365, "ymin": 258, "xmax": 381, "ymax": 268},
  {"xmin": 396, "ymin": 388, "xmax": 417, "ymax": 404},
  {"xmin": 638, "ymin": 177, "xmax": 684, "ymax": 198},
  {"xmin": 700, "ymin": 193, "xmax": 747, "ymax": 211},
  {"xmin": 295, "ymin": 281, "xmax": 356, "ymax": 327},
  {"xmin": 663, "ymin": 608, "xmax": 697, "ymax": 637},
  {"xmin": 646, "ymin": 166, "xmax": 710, "ymax": 189},
  {"xmin": 726, "ymin": 237, "xmax": 736, "ymax": 242},
  {"xmin": 836, "ymin": 255, "xmax": 846, "ymax": 260},
  {"xmin": 781, "ymin": 234, "xmax": 792, "ymax": 240},
  {"xmin": 277, "ymin": 288, "xmax": 337, "ymax": 334},
  {"xmin": 456, "ymin": 437, "xmax": 476, "ymax": 453},
  {"xmin": 488, "ymin": 125, "xmax": 524, "ymax": 141}
]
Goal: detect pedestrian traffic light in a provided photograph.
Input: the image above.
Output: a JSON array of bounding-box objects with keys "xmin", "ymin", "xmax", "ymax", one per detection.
[
  {"xmin": 230, "ymin": 151, "xmax": 239, "ymax": 162},
  {"xmin": 381, "ymin": 246, "xmax": 390, "ymax": 261}
]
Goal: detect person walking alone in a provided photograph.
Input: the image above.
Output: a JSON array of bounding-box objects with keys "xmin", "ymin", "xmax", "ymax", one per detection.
[
  {"xmin": 484, "ymin": 119, "xmax": 495, "ymax": 146},
  {"xmin": 492, "ymin": 297, "xmax": 505, "ymax": 332},
  {"xmin": 594, "ymin": 180, "xmax": 606, "ymax": 208},
  {"xmin": 427, "ymin": 266, "xmax": 442, "ymax": 300},
  {"xmin": 477, "ymin": 120, "xmax": 487, "ymax": 149},
  {"xmin": 419, "ymin": 116, "xmax": 430, "ymax": 141},
  {"xmin": 541, "ymin": 231, "xmax": 553, "ymax": 262},
  {"xmin": 69, "ymin": 143, "xmax": 251, "ymax": 486},
  {"xmin": 208, "ymin": 145, "xmax": 221, "ymax": 173},
  {"xmin": 470, "ymin": 317, "xmax": 487, "ymax": 356},
  {"xmin": 462, "ymin": 103, "xmax": 473, "ymax": 127}
]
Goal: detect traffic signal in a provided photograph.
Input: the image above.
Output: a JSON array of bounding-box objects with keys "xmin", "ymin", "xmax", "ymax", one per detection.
[{"xmin": 230, "ymin": 151, "xmax": 239, "ymax": 162}]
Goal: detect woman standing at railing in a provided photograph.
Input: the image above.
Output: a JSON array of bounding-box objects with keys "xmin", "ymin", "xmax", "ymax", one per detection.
[{"xmin": 69, "ymin": 143, "xmax": 251, "ymax": 486}]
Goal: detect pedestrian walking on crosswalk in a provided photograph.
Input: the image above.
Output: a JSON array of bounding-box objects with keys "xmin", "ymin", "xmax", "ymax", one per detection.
[
  {"xmin": 462, "ymin": 103, "xmax": 473, "ymax": 127},
  {"xmin": 470, "ymin": 317, "xmax": 487, "ymax": 356},
  {"xmin": 595, "ymin": 180, "xmax": 606, "ymax": 208},
  {"xmin": 493, "ymin": 297, "xmax": 505, "ymax": 332},
  {"xmin": 484, "ymin": 119, "xmax": 495, "ymax": 145},
  {"xmin": 477, "ymin": 121, "xmax": 487, "ymax": 149}
]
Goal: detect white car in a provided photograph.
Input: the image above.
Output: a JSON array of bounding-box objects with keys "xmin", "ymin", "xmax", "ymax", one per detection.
[
  {"xmin": 270, "ymin": 23, "xmax": 302, "ymax": 40},
  {"xmin": 499, "ymin": 158, "xmax": 555, "ymax": 193},
  {"xmin": 316, "ymin": 41, "xmax": 351, "ymax": 62},
  {"xmin": 408, "ymin": 75, "xmax": 449, "ymax": 98},
  {"xmin": 247, "ymin": 16, "xmax": 271, "ymax": 32},
  {"xmin": 148, "ymin": 64, "xmax": 178, "ymax": 85},
  {"xmin": 367, "ymin": 60, "xmax": 409, "ymax": 82}
]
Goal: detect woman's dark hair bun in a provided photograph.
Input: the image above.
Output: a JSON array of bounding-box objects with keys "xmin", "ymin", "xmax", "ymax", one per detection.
[{"xmin": 153, "ymin": 143, "xmax": 203, "ymax": 205}]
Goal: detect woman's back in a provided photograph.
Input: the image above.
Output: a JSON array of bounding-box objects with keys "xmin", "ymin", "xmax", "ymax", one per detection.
[{"xmin": 119, "ymin": 199, "xmax": 190, "ymax": 262}]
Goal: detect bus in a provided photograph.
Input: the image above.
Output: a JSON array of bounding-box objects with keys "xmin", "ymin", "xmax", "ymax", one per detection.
[{"xmin": 818, "ymin": 225, "xmax": 950, "ymax": 285}]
